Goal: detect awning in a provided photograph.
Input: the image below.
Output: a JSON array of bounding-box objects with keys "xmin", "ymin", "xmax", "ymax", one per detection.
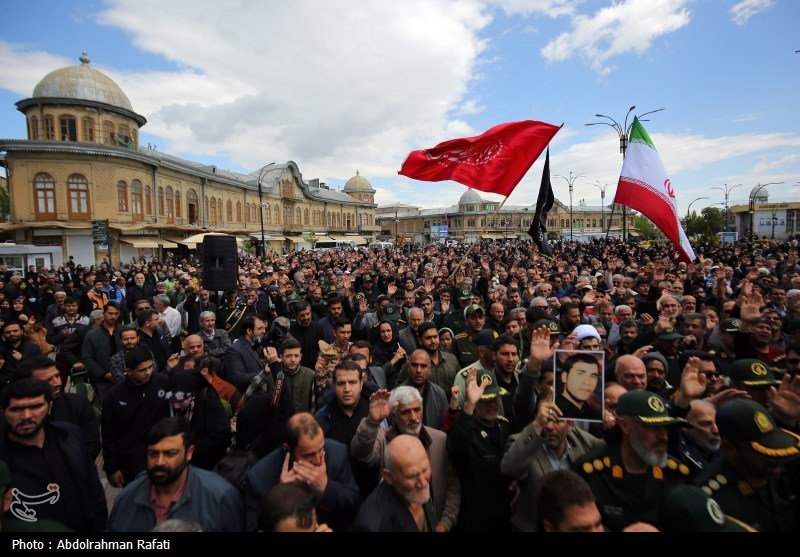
[
  {"xmin": 120, "ymin": 237, "xmax": 161, "ymax": 249},
  {"xmin": 159, "ymin": 240, "xmax": 179, "ymax": 248},
  {"xmin": 163, "ymin": 237, "xmax": 186, "ymax": 245},
  {"xmin": 286, "ymin": 236, "xmax": 307, "ymax": 243},
  {"xmin": 312, "ymin": 235, "xmax": 333, "ymax": 242},
  {"xmin": 331, "ymin": 235, "xmax": 368, "ymax": 245}
]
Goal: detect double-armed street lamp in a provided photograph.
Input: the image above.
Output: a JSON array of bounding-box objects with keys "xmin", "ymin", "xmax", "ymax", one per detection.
[
  {"xmin": 586, "ymin": 106, "xmax": 665, "ymax": 242},
  {"xmin": 554, "ymin": 172, "xmax": 585, "ymax": 241},
  {"xmin": 593, "ymin": 182, "xmax": 613, "ymax": 233},
  {"xmin": 711, "ymin": 183, "xmax": 742, "ymax": 232},
  {"xmin": 687, "ymin": 197, "xmax": 709, "ymax": 219},
  {"xmin": 256, "ymin": 165, "xmax": 273, "ymax": 258}
]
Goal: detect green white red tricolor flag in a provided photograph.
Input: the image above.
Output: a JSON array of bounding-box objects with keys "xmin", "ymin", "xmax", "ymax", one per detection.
[{"xmin": 613, "ymin": 117, "xmax": 697, "ymax": 263}]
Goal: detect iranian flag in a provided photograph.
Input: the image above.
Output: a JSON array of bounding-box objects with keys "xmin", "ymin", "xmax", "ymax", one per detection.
[{"xmin": 614, "ymin": 117, "xmax": 697, "ymax": 263}]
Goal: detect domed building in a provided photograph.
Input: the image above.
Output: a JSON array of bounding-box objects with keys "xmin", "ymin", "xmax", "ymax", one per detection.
[{"xmin": 0, "ymin": 53, "xmax": 377, "ymax": 267}]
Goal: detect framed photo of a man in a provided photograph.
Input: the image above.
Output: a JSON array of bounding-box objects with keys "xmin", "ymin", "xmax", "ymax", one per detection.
[{"xmin": 552, "ymin": 350, "xmax": 604, "ymax": 422}]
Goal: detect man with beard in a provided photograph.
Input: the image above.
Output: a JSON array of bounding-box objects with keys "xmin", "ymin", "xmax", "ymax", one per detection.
[
  {"xmin": 574, "ymin": 390, "xmax": 690, "ymax": 531},
  {"xmin": 13, "ymin": 356, "xmax": 100, "ymax": 460},
  {"xmin": 125, "ymin": 273, "xmax": 154, "ymax": 322},
  {"xmin": 502, "ymin": 399, "xmax": 604, "ymax": 531},
  {"xmin": 0, "ymin": 321, "xmax": 42, "ymax": 392},
  {"xmin": 102, "ymin": 347, "xmax": 171, "ymax": 488},
  {"xmin": 0, "ymin": 378, "xmax": 107, "ymax": 531},
  {"xmin": 399, "ymin": 350, "xmax": 448, "ymax": 431},
  {"xmin": 290, "ymin": 301, "xmax": 323, "ymax": 371},
  {"xmin": 107, "ymin": 416, "xmax": 243, "ymax": 532},
  {"xmin": 397, "ymin": 322, "xmax": 460, "ymax": 392},
  {"xmin": 351, "ymin": 386, "xmax": 460, "ymax": 531},
  {"xmin": 315, "ymin": 361, "xmax": 369, "ymax": 446},
  {"xmin": 184, "ymin": 287, "xmax": 217, "ymax": 335},
  {"xmin": 696, "ymin": 397, "xmax": 800, "ymax": 531},
  {"xmin": 675, "ymin": 400, "xmax": 721, "ymax": 477},
  {"xmin": 353, "ymin": 434, "xmax": 436, "ymax": 532}
]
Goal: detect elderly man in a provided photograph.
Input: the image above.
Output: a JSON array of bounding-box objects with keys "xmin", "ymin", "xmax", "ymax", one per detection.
[
  {"xmin": 197, "ymin": 311, "xmax": 231, "ymax": 359},
  {"xmin": 400, "ymin": 350, "xmax": 448, "ymax": 431},
  {"xmin": 353, "ymin": 435, "xmax": 436, "ymax": 532},
  {"xmin": 351, "ymin": 386, "xmax": 460, "ymax": 531},
  {"xmin": 575, "ymin": 390, "xmax": 690, "ymax": 531},
  {"xmin": 614, "ymin": 354, "xmax": 647, "ymax": 391}
]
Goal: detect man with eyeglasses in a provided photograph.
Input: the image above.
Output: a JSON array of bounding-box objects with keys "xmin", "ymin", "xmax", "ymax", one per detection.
[{"xmin": 102, "ymin": 346, "xmax": 171, "ymax": 488}]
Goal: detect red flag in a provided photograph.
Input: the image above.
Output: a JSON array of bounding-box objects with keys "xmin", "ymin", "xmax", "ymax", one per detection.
[{"xmin": 398, "ymin": 120, "xmax": 562, "ymax": 197}]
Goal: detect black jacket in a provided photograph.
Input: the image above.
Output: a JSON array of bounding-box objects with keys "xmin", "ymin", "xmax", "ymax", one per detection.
[{"xmin": 352, "ymin": 480, "xmax": 436, "ymax": 532}]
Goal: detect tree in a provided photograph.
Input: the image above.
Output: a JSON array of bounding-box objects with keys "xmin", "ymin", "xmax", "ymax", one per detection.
[{"xmin": 634, "ymin": 215, "xmax": 663, "ymax": 240}]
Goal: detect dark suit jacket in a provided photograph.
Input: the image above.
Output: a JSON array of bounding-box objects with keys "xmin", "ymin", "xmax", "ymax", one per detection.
[
  {"xmin": 223, "ymin": 338, "xmax": 263, "ymax": 392},
  {"xmin": 243, "ymin": 438, "xmax": 362, "ymax": 532}
]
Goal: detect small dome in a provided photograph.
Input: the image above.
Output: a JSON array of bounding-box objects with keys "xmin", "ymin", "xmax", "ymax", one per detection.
[
  {"xmin": 459, "ymin": 188, "xmax": 482, "ymax": 205},
  {"xmin": 749, "ymin": 185, "xmax": 769, "ymax": 199},
  {"xmin": 343, "ymin": 170, "xmax": 374, "ymax": 192},
  {"xmin": 32, "ymin": 51, "xmax": 133, "ymax": 111}
]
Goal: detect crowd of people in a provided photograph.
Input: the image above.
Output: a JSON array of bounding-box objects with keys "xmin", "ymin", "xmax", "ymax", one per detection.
[{"xmin": 0, "ymin": 234, "xmax": 799, "ymax": 532}]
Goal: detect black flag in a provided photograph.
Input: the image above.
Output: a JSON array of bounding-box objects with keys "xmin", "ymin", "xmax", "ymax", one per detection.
[{"xmin": 528, "ymin": 147, "xmax": 554, "ymax": 255}]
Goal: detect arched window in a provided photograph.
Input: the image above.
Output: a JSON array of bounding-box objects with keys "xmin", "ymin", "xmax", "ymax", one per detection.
[
  {"xmin": 103, "ymin": 121, "xmax": 114, "ymax": 144},
  {"xmin": 145, "ymin": 185, "xmax": 152, "ymax": 214},
  {"xmin": 67, "ymin": 174, "xmax": 90, "ymax": 219},
  {"xmin": 44, "ymin": 115, "xmax": 55, "ymax": 140},
  {"xmin": 175, "ymin": 190, "xmax": 182, "ymax": 218},
  {"xmin": 264, "ymin": 203, "xmax": 271, "ymax": 224},
  {"xmin": 368, "ymin": 215, "xmax": 373, "ymax": 225},
  {"xmin": 33, "ymin": 173, "xmax": 56, "ymax": 219},
  {"xmin": 227, "ymin": 200, "xmax": 233, "ymax": 222},
  {"xmin": 82, "ymin": 117, "xmax": 95, "ymax": 142},
  {"xmin": 296, "ymin": 208, "xmax": 301, "ymax": 226},
  {"xmin": 117, "ymin": 181, "xmax": 128, "ymax": 212},
  {"xmin": 131, "ymin": 180, "xmax": 143, "ymax": 220},
  {"xmin": 304, "ymin": 208, "xmax": 309, "ymax": 225},
  {"xmin": 209, "ymin": 198, "xmax": 217, "ymax": 226},
  {"xmin": 29, "ymin": 116, "xmax": 39, "ymax": 140},
  {"xmin": 165, "ymin": 187, "xmax": 174, "ymax": 222},
  {"xmin": 274, "ymin": 205, "xmax": 280, "ymax": 225},
  {"xmin": 158, "ymin": 187, "xmax": 165, "ymax": 216},
  {"xmin": 216, "ymin": 198, "xmax": 222, "ymax": 223},
  {"xmin": 187, "ymin": 189, "xmax": 198, "ymax": 225},
  {"xmin": 236, "ymin": 201, "xmax": 242, "ymax": 222},
  {"xmin": 59, "ymin": 115, "xmax": 77, "ymax": 141},
  {"xmin": 361, "ymin": 213, "xmax": 368, "ymax": 225}
]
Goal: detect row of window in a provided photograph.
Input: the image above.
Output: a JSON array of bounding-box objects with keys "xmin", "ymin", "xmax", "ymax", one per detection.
[
  {"xmin": 28, "ymin": 115, "xmax": 136, "ymax": 147},
  {"xmin": 33, "ymin": 172, "xmax": 374, "ymax": 228}
]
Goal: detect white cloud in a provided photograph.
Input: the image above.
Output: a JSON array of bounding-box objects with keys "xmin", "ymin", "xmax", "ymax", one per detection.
[
  {"xmin": 88, "ymin": 0, "xmax": 493, "ymax": 184},
  {"xmin": 491, "ymin": 0, "xmax": 578, "ymax": 18},
  {"xmin": 0, "ymin": 42, "xmax": 72, "ymax": 96},
  {"xmin": 730, "ymin": 0, "xmax": 775, "ymax": 26},
  {"xmin": 540, "ymin": 0, "xmax": 690, "ymax": 75}
]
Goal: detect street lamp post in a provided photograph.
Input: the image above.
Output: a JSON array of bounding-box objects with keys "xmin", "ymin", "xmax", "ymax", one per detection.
[
  {"xmin": 256, "ymin": 165, "xmax": 272, "ymax": 259},
  {"xmin": 555, "ymin": 172, "xmax": 585, "ymax": 241},
  {"xmin": 711, "ymin": 183, "xmax": 742, "ymax": 233},
  {"xmin": 749, "ymin": 182, "xmax": 784, "ymax": 243},
  {"xmin": 586, "ymin": 106, "xmax": 664, "ymax": 242},
  {"xmin": 395, "ymin": 202, "xmax": 400, "ymax": 241},
  {"xmin": 687, "ymin": 197, "xmax": 709, "ymax": 219},
  {"xmin": 593, "ymin": 182, "xmax": 613, "ymax": 233}
]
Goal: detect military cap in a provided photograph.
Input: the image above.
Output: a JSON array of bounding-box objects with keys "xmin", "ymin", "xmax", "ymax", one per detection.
[
  {"xmin": 533, "ymin": 319, "xmax": 561, "ymax": 336},
  {"xmin": 475, "ymin": 328, "xmax": 499, "ymax": 347},
  {"xmin": 464, "ymin": 304, "xmax": 485, "ymax": 318},
  {"xmin": 719, "ymin": 318, "xmax": 741, "ymax": 333},
  {"xmin": 382, "ymin": 303, "xmax": 400, "ymax": 321},
  {"xmin": 716, "ymin": 398, "xmax": 800, "ymax": 462},
  {"xmin": 728, "ymin": 358, "xmax": 780, "ymax": 387},
  {"xmin": 326, "ymin": 285, "xmax": 338, "ymax": 294},
  {"xmin": 477, "ymin": 371, "xmax": 508, "ymax": 401},
  {"xmin": 655, "ymin": 326, "xmax": 683, "ymax": 341},
  {"xmin": 286, "ymin": 293, "xmax": 301, "ymax": 305},
  {"xmin": 615, "ymin": 391, "xmax": 687, "ymax": 427},
  {"xmin": 660, "ymin": 485, "xmax": 753, "ymax": 532},
  {"xmin": 458, "ymin": 287, "xmax": 472, "ymax": 300}
]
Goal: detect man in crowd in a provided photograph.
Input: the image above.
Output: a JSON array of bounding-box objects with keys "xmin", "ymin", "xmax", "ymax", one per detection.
[{"xmin": 223, "ymin": 315, "xmax": 267, "ymax": 392}]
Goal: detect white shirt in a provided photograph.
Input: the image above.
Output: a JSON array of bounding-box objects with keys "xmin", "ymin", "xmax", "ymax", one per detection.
[{"xmin": 159, "ymin": 306, "xmax": 183, "ymax": 338}]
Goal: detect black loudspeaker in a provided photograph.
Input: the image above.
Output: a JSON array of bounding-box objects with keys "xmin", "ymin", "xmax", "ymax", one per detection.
[{"xmin": 202, "ymin": 235, "xmax": 238, "ymax": 292}]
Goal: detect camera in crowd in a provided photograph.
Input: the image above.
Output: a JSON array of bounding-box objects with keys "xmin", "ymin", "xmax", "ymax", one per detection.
[{"xmin": 254, "ymin": 316, "xmax": 292, "ymax": 352}]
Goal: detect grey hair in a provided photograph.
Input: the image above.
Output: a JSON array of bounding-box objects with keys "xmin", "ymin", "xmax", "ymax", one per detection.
[
  {"xmin": 90, "ymin": 309, "xmax": 104, "ymax": 321},
  {"xmin": 614, "ymin": 304, "xmax": 632, "ymax": 316},
  {"xmin": 389, "ymin": 386, "xmax": 423, "ymax": 412},
  {"xmin": 199, "ymin": 310, "xmax": 215, "ymax": 321},
  {"xmin": 155, "ymin": 294, "xmax": 171, "ymax": 307}
]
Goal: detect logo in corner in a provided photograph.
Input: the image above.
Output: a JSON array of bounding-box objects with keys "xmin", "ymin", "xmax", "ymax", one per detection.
[{"xmin": 9, "ymin": 484, "xmax": 61, "ymax": 522}]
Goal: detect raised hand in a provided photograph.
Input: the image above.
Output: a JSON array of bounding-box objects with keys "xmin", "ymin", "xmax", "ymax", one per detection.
[
  {"xmin": 674, "ymin": 356, "xmax": 708, "ymax": 408},
  {"xmin": 529, "ymin": 325, "xmax": 559, "ymax": 368},
  {"xmin": 368, "ymin": 389, "xmax": 396, "ymax": 423},
  {"xmin": 769, "ymin": 374, "xmax": 800, "ymax": 427}
]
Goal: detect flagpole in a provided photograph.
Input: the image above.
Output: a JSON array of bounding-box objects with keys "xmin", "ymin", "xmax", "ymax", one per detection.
[{"xmin": 448, "ymin": 197, "xmax": 508, "ymax": 282}]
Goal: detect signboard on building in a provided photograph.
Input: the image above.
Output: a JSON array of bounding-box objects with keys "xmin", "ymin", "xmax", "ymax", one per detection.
[{"xmin": 92, "ymin": 220, "xmax": 110, "ymax": 245}]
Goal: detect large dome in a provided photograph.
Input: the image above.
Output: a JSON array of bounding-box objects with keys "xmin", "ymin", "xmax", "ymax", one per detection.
[
  {"xmin": 459, "ymin": 188, "xmax": 482, "ymax": 205},
  {"xmin": 343, "ymin": 170, "xmax": 374, "ymax": 193},
  {"xmin": 32, "ymin": 52, "xmax": 133, "ymax": 111}
]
